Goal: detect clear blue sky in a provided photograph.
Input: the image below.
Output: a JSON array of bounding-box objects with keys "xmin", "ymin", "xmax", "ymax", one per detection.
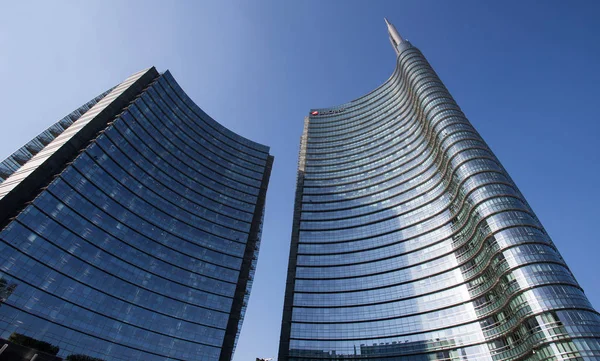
[{"xmin": 1, "ymin": 1, "xmax": 599, "ymax": 360}]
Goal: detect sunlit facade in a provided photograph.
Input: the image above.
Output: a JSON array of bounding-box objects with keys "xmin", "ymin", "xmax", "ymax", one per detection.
[
  {"xmin": 278, "ymin": 19, "xmax": 600, "ymax": 361},
  {"xmin": 0, "ymin": 67, "xmax": 273, "ymax": 361}
]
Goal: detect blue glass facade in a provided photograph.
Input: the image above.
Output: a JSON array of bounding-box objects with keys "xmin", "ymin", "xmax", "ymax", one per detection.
[
  {"xmin": 278, "ymin": 22, "xmax": 600, "ymax": 361},
  {"xmin": 0, "ymin": 67, "xmax": 273, "ymax": 361}
]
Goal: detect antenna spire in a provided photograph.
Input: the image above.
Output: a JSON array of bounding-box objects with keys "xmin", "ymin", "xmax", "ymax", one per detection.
[{"xmin": 385, "ymin": 18, "xmax": 403, "ymax": 55}]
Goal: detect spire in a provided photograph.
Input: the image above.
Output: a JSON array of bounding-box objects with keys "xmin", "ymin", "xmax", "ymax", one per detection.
[{"xmin": 385, "ymin": 17, "xmax": 403, "ymax": 55}]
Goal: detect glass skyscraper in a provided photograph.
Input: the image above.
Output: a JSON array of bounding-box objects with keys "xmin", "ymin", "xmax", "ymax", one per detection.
[
  {"xmin": 278, "ymin": 19, "xmax": 600, "ymax": 361},
  {"xmin": 0, "ymin": 67, "xmax": 273, "ymax": 361}
]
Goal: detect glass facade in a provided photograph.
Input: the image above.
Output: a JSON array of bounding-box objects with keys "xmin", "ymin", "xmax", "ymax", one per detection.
[
  {"xmin": 278, "ymin": 21, "xmax": 600, "ymax": 361},
  {"xmin": 0, "ymin": 67, "xmax": 273, "ymax": 361}
]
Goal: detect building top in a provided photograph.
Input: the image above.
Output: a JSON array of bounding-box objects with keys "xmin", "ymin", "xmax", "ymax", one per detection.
[
  {"xmin": 385, "ymin": 18, "xmax": 403, "ymax": 55},
  {"xmin": 308, "ymin": 18, "xmax": 411, "ymax": 114}
]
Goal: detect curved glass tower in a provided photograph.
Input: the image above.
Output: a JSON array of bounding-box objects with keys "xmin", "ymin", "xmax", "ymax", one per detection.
[
  {"xmin": 279, "ymin": 20, "xmax": 600, "ymax": 361},
  {"xmin": 0, "ymin": 67, "xmax": 273, "ymax": 361}
]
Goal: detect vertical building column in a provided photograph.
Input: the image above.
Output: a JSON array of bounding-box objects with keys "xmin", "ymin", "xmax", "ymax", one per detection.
[
  {"xmin": 220, "ymin": 155, "xmax": 274, "ymax": 361},
  {"xmin": 278, "ymin": 116, "xmax": 309, "ymax": 361}
]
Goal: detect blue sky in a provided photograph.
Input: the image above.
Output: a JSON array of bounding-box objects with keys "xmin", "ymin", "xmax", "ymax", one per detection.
[{"xmin": 1, "ymin": 1, "xmax": 600, "ymax": 360}]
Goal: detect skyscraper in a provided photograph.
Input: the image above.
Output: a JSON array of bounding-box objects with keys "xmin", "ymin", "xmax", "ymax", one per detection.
[
  {"xmin": 0, "ymin": 67, "xmax": 273, "ymax": 361},
  {"xmin": 279, "ymin": 19, "xmax": 600, "ymax": 361}
]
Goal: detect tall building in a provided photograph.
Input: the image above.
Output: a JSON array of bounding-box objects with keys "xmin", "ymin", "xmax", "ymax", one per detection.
[
  {"xmin": 279, "ymin": 19, "xmax": 600, "ymax": 361},
  {"xmin": 0, "ymin": 67, "xmax": 273, "ymax": 361}
]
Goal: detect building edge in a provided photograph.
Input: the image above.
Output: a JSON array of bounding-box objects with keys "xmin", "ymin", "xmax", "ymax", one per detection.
[
  {"xmin": 221, "ymin": 154, "xmax": 274, "ymax": 361},
  {"xmin": 278, "ymin": 116, "xmax": 310, "ymax": 361},
  {"xmin": 0, "ymin": 67, "xmax": 159, "ymax": 230}
]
